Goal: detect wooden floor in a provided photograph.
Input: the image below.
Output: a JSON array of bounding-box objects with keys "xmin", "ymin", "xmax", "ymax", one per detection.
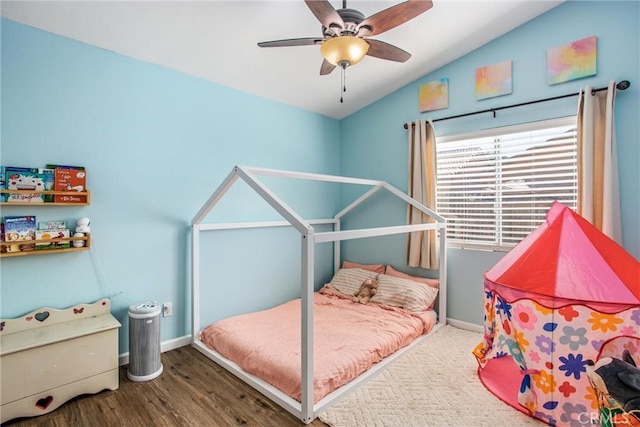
[{"xmin": 3, "ymin": 346, "xmax": 329, "ymax": 427}]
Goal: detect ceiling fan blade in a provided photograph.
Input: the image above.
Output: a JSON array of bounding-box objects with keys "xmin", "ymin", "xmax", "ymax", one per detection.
[
  {"xmin": 357, "ymin": 0, "xmax": 433, "ymax": 37},
  {"xmin": 365, "ymin": 39, "xmax": 411, "ymax": 62},
  {"xmin": 320, "ymin": 59, "xmax": 336, "ymax": 75},
  {"xmin": 258, "ymin": 37, "xmax": 324, "ymax": 48},
  {"xmin": 304, "ymin": 0, "xmax": 344, "ymax": 31}
]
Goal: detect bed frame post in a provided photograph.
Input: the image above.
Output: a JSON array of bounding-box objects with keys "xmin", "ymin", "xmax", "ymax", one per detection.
[
  {"xmin": 191, "ymin": 224, "xmax": 200, "ymax": 344},
  {"xmin": 333, "ymin": 218, "xmax": 341, "ymax": 274},
  {"xmin": 438, "ymin": 226, "xmax": 447, "ymax": 325},
  {"xmin": 300, "ymin": 230, "xmax": 315, "ymax": 423}
]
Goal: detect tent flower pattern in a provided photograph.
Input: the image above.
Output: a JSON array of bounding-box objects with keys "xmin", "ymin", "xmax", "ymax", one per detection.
[
  {"xmin": 558, "ymin": 353, "xmax": 588, "ymax": 379},
  {"xmin": 559, "ymin": 402, "xmax": 588, "ymax": 426},
  {"xmin": 621, "ymin": 325, "xmax": 637, "ymax": 336},
  {"xmin": 536, "ymin": 334, "xmax": 555, "ymax": 354},
  {"xmin": 535, "ymin": 370, "xmax": 556, "ymax": 393},
  {"xmin": 514, "ymin": 331, "xmax": 530, "ymax": 351},
  {"xmin": 583, "ymin": 385, "xmax": 599, "ymax": 410},
  {"xmin": 558, "ymin": 381, "xmax": 576, "ymax": 398},
  {"xmin": 558, "ymin": 326, "xmax": 588, "ymax": 350},
  {"xmin": 587, "ymin": 312, "xmax": 624, "ymax": 332},
  {"xmin": 502, "ymin": 319, "xmax": 512, "ymax": 335},
  {"xmin": 623, "ymin": 339, "xmax": 638, "ymax": 354},
  {"xmin": 515, "ymin": 305, "xmax": 538, "ymax": 329},
  {"xmin": 496, "ymin": 297, "xmax": 513, "ymax": 319},
  {"xmin": 559, "ymin": 306, "xmax": 579, "ymax": 321},
  {"xmin": 529, "ymin": 350, "xmax": 541, "ymax": 364}
]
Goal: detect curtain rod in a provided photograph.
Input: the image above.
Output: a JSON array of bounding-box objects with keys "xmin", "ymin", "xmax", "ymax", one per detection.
[{"xmin": 403, "ymin": 80, "xmax": 631, "ymax": 129}]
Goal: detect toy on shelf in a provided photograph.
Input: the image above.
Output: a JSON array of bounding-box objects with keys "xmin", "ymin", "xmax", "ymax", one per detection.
[{"xmin": 73, "ymin": 217, "xmax": 90, "ymax": 248}]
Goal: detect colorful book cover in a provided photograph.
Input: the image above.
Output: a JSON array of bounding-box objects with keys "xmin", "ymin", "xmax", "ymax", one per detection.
[
  {"xmin": 36, "ymin": 229, "xmax": 71, "ymax": 250},
  {"xmin": 5, "ymin": 167, "xmax": 46, "ymax": 203},
  {"xmin": 38, "ymin": 168, "xmax": 56, "ymax": 202},
  {"xmin": 54, "ymin": 168, "xmax": 87, "ymax": 203},
  {"xmin": 0, "ymin": 166, "xmax": 5, "ymax": 202},
  {"xmin": 38, "ymin": 220, "xmax": 67, "ymax": 230},
  {"xmin": 2, "ymin": 215, "xmax": 36, "ymax": 252},
  {"xmin": 46, "ymin": 164, "xmax": 85, "ymax": 170}
]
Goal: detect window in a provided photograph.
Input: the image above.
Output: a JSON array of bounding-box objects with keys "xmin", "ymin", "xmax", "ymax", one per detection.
[{"xmin": 436, "ymin": 117, "xmax": 577, "ymax": 251}]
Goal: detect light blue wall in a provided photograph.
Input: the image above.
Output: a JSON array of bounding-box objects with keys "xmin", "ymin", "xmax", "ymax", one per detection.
[
  {"xmin": 341, "ymin": 1, "xmax": 640, "ymax": 325},
  {"xmin": 0, "ymin": 19, "xmax": 341, "ymax": 351}
]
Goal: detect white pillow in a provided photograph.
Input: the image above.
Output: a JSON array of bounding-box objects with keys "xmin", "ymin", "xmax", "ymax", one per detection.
[
  {"xmin": 372, "ymin": 274, "xmax": 439, "ymax": 313},
  {"xmin": 328, "ymin": 268, "xmax": 379, "ymax": 297}
]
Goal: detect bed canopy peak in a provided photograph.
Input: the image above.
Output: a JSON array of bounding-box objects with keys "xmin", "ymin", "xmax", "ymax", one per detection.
[{"xmin": 191, "ymin": 165, "xmax": 445, "ymax": 233}]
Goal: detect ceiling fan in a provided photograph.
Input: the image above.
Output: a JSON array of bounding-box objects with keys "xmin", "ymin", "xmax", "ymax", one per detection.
[{"xmin": 257, "ymin": 0, "xmax": 434, "ymax": 76}]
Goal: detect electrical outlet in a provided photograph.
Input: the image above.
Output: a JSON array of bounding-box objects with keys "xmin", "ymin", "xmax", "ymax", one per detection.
[{"xmin": 163, "ymin": 302, "xmax": 172, "ymax": 317}]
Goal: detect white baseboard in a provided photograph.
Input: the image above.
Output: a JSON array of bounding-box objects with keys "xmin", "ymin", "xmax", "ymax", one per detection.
[
  {"xmin": 118, "ymin": 334, "xmax": 192, "ymax": 366},
  {"xmin": 446, "ymin": 318, "xmax": 484, "ymax": 333}
]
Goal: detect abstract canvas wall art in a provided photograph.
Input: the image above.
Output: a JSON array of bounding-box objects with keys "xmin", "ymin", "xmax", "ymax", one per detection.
[
  {"xmin": 547, "ymin": 36, "xmax": 597, "ymax": 85},
  {"xmin": 419, "ymin": 78, "xmax": 449, "ymax": 112},
  {"xmin": 475, "ymin": 60, "xmax": 512, "ymax": 100}
]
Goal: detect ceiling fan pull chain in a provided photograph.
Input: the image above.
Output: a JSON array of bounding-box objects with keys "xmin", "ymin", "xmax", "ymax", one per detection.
[
  {"xmin": 343, "ymin": 67, "xmax": 347, "ymax": 94},
  {"xmin": 340, "ymin": 66, "xmax": 345, "ymax": 103}
]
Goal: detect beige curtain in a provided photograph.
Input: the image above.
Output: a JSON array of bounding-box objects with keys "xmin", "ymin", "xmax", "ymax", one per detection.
[
  {"xmin": 577, "ymin": 80, "xmax": 622, "ymax": 244},
  {"xmin": 406, "ymin": 120, "xmax": 438, "ymax": 269}
]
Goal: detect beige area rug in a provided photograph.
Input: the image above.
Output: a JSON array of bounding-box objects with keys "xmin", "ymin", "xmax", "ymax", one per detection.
[{"xmin": 317, "ymin": 325, "xmax": 544, "ymax": 427}]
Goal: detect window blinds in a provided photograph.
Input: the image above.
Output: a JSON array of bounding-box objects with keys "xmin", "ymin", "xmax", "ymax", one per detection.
[{"xmin": 436, "ymin": 117, "xmax": 578, "ymax": 250}]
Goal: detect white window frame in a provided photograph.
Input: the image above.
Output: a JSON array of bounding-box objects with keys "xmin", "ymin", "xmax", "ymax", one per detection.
[{"xmin": 436, "ymin": 116, "xmax": 578, "ymax": 251}]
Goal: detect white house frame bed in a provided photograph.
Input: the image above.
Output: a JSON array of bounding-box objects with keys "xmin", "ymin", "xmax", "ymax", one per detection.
[{"xmin": 191, "ymin": 165, "xmax": 447, "ymax": 424}]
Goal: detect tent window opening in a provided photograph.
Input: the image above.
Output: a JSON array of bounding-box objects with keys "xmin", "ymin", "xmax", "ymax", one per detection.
[{"xmin": 436, "ymin": 116, "xmax": 578, "ymax": 251}]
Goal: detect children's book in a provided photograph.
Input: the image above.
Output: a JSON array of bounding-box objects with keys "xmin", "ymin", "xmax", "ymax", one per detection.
[
  {"xmin": 36, "ymin": 229, "xmax": 71, "ymax": 250},
  {"xmin": 54, "ymin": 168, "xmax": 87, "ymax": 203},
  {"xmin": 2, "ymin": 215, "xmax": 36, "ymax": 252},
  {"xmin": 46, "ymin": 164, "xmax": 85, "ymax": 170},
  {"xmin": 5, "ymin": 167, "xmax": 46, "ymax": 203},
  {"xmin": 0, "ymin": 166, "xmax": 5, "ymax": 202},
  {"xmin": 38, "ymin": 168, "xmax": 55, "ymax": 202}
]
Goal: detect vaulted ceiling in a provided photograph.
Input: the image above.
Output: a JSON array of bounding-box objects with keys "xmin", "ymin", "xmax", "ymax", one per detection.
[{"xmin": 2, "ymin": 1, "xmax": 564, "ymax": 119}]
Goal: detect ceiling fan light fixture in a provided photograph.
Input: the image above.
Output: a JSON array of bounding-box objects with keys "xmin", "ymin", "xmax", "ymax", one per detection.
[{"xmin": 321, "ymin": 36, "xmax": 369, "ymax": 67}]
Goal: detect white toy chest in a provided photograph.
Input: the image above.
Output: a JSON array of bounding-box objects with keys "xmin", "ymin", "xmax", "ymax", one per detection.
[{"xmin": 0, "ymin": 298, "xmax": 121, "ymax": 423}]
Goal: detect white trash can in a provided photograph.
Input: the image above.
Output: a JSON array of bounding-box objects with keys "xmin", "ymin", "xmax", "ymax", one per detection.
[{"xmin": 127, "ymin": 301, "xmax": 163, "ymax": 382}]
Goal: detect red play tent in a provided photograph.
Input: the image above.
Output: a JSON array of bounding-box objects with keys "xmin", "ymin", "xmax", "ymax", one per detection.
[{"xmin": 474, "ymin": 201, "xmax": 639, "ymax": 426}]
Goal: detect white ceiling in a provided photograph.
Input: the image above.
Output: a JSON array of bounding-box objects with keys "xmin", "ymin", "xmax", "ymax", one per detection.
[{"xmin": 1, "ymin": 0, "xmax": 564, "ymax": 120}]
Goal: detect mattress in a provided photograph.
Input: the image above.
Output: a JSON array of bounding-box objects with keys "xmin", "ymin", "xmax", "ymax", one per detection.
[{"xmin": 200, "ymin": 286, "xmax": 437, "ymax": 403}]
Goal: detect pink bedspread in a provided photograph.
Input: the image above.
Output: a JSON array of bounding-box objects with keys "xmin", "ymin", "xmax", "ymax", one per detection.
[{"xmin": 200, "ymin": 287, "xmax": 436, "ymax": 403}]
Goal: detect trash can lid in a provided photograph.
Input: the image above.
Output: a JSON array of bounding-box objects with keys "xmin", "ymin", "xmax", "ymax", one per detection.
[{"xmin": 129, "ymin": 301, "xmax": 161, "ymax": 316}]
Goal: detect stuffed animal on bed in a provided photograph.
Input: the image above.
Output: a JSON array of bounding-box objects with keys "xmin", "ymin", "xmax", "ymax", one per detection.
[
  {"xmin": 352, "ymin": 275, "xmax": 379, "ymax": 304},
  {"xmin": 587, "ymin": 349, "xmax": 640, "ymax": 418}
]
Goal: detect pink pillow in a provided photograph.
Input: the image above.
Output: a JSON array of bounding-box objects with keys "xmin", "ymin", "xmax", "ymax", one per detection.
[
  {"xmin": 342, "ymin": 260, "xmax": 385, "ymax": 274},
  {"xmin": 385, "ymin": 265, "xmax": 439, "ymax": 289}
]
